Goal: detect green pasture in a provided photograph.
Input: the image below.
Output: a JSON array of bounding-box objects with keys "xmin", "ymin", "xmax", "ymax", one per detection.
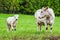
[{"xmin": 0, "ymin": 14, "xmax": 60, "ymax": 40}]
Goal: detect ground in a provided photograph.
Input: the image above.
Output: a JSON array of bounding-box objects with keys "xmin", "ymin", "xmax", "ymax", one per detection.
[{"xmin": 0, "ymin": 14, "xmax": 60, "ymax": 40}]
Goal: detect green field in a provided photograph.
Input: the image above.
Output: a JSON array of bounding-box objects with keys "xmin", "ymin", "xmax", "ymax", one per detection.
[{"xmin": 0, "ymin": 14, "xmax": 60, "ymax": 40}]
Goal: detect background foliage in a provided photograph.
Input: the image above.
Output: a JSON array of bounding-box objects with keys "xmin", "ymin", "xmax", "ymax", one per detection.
[{"xmin": 0, "ymin": 0, "xmax": 60, "ymax": 15}]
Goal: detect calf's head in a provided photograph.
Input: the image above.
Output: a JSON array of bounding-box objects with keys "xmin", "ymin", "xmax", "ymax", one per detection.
[{"xmin": 14, "ymin": 14, "xmax": 19, "ymax": 20}]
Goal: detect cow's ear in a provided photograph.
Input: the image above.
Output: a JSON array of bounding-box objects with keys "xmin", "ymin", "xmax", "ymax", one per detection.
[{"xmin": 44, "ymin": 6, "xmax": 48, "ymax": 11}]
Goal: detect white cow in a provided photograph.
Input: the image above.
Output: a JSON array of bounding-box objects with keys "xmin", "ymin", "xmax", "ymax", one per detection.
[
  {"xmin": 7, "ymin": 14, "xmax": 19, "ymax": 32},
  {"xmin": 35, "ymin": 7, "xmax": 55, "ymax": 32}
]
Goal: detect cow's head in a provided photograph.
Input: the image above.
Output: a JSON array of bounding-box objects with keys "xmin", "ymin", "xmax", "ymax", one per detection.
[{"xmin": 41, "ymin": 6, "xmax": 49, "ymax": 14}]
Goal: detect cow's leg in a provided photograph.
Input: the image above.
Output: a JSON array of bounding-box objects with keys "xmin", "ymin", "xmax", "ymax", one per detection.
[
  {"xmin": 50, "ymin": 24, "xmax": 53, "ymax": 32},
  {"xmin": 50, "ymin": 20, "xmax": 54, "ymax": 32},
  {"xmin": 36, "ymin": 22, "xmax": 39, "ymax": 31},
  {"xmin": 44, "ymin": 21, "xmax": 48, "ymax": 32},
  {"xmin": 40, "ymin": 22, "xmax": 43, "ymax": 32}
]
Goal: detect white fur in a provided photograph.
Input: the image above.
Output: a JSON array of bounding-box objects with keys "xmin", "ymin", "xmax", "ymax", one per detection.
[
  {"xmin": 35, "ymin": 7, "xmax": 55, "ymax": 32},
  {"xmin": 7, "ymin": 14, "xmax": 19, "ymax": 32}
]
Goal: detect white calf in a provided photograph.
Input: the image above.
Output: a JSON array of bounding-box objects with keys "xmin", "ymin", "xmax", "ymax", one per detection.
[{"xmin": 7, "ymin": 14, "xmax": 19, "ymax": 32}]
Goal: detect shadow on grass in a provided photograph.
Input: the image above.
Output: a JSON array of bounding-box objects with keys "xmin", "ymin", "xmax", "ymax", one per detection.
[{"xmin": 42, "ymin": 36, "xmax": 60, "ymax": 40}]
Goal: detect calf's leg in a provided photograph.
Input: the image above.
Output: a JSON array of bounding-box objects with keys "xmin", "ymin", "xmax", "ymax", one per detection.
[
  {"xmin": 13, "ymin": 26, "xmax": 16, "ymax": 31},
  {"xmin": 7, "ymin": 24, "xmax": 11, "ymax": 32}
]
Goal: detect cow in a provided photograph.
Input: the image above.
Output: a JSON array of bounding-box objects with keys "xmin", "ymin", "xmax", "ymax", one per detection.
[{"xmin": 35, "ymin": 7, "xmax": 55, "ymax": 32}]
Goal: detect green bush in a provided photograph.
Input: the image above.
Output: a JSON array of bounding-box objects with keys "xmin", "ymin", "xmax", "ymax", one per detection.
[{"xmin": 0, "ymin": 0, "xmax": 60, "ymax": 15}]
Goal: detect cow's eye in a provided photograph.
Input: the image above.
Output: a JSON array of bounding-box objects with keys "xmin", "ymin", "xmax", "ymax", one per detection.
[{"xmin": 41, "ymin": 11, "xmax": 43, "ymax": 13}]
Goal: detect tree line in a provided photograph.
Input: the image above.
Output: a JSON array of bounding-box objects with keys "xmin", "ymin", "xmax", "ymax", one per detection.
[{"xmin": 0, "ymin": 0, "xmax": 60, "ymax": 15}]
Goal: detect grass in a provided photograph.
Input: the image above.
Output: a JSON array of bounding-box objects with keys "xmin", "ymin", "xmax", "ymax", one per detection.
[{"xmin": 0, "ymin": 14, "xmax": 60, "ymax": 40}]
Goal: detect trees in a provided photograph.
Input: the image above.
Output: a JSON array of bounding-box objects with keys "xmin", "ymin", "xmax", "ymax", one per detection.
[
  {"xmin": 0, "ymin": 0, "xmax": 19, "ymax": 13},
  {"xmin": 0, "ymin": 0, "xmax": 60, "ymax": 15}
]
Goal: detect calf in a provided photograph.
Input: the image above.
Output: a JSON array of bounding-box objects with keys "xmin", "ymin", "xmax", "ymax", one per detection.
[{"xmin": 7, "ymin": 14, "xmax": 19, "ymax": 32}]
